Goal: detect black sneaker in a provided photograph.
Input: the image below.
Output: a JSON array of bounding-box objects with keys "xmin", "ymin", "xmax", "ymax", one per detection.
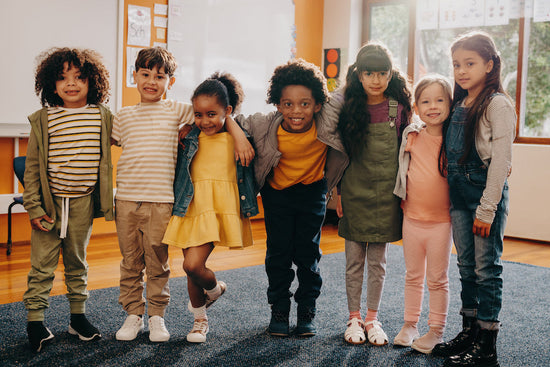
[
  {"xmin": 68, "ymin": 314, "xmax": 101, "ymax": 341},
  {"xmin": 27, "ymin": 321, "xmax": 54, "ymax": 352}
]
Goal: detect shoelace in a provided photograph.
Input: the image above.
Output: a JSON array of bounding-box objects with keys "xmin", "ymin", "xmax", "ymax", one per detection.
[
  {"xmin": 150, "ymin": 318, "xmax": 166, "ymax": 330},
  {"xmin": 191, "ymin": 320, "xmax": 208, "ymax": 333}
]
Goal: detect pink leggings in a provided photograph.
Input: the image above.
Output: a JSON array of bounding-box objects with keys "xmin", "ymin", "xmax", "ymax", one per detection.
[{"xmin": 402, "ymin": 216, "xmax": 452, "ymax": 326}]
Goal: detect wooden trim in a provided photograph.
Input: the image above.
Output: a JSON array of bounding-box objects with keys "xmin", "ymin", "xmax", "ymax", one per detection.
[
  {"xmin": 514, "ymin": 136, "xmax": 550, "ymax": 145},
  {"xmin": 515, "ymin": 16, "xmax": 525, "ymax": 141}
]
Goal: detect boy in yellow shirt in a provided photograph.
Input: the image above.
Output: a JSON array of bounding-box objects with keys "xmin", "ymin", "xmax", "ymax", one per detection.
[{"xmin": 235, "ymin": 59, "xmax": 348, "ymax": 336}]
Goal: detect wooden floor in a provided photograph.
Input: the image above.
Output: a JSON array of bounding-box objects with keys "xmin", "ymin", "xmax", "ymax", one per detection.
[{"xmin": 1, "ymin": 219, "xmax": 549, "ymax": 305}]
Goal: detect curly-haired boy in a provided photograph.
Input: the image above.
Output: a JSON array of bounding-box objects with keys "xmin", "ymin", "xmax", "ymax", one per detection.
[
  {"xmin": 234, "ymin": 58, "xmax": 348, "ymax": 337},
  {"xmin": 23, "ymin": 47, "xmax": 113, "ymax": 352}
]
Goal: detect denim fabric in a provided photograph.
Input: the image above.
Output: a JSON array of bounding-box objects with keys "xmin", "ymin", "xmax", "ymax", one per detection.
[
  {"xmin": 446, "ymin": 105, "xmax": 509, "ymax": 322},
  {"xmin": 260, "ymin": 179, "xmax": 327, "ymax": 310},
  {"xmin": 172, "ymin": 126, "xmax": 258, "ymax": 218}
]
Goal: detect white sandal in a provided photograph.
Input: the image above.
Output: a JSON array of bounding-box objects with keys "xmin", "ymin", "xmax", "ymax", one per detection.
[
  {"xmin": 365, "ymin": 320, "xmax": 388, "ymax": 346},
  {"xmin": 344, "ymin": 318, "xmax": 366, "ymax": 345}
]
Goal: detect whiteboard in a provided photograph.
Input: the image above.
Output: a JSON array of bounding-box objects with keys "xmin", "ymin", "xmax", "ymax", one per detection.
[
  {"xmin": 0, "ymin": 0, "xmax": 119, "ymax": 127},
  {"xmin": 166, "ymin": 0, "xmax": 295, "ymax": 116}
]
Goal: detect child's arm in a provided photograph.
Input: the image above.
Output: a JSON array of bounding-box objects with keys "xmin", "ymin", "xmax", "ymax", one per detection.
[
  {"xmin": 225, "ymin": 116, "xmax": 255, "ymax": 167},
  {"xmin": 474, "ymin": 95, "xmax": 516, "ymax": 237},
  {"xmin": 23, "ymin": 128, "xmax": 53, "ymax": 231}
]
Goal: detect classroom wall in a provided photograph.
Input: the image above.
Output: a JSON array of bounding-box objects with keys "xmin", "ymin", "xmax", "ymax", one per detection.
[{"xmin": 0, "ymin": 0, "xmax": 325, "ymax": 246}]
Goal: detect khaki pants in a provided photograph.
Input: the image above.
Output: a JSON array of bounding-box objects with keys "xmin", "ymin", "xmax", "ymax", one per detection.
[
  {"xmin": 24, "ymin": 194, "xmax": 94, "ymax": 321},
  {"xmin": 115, "ymin": 200, "xmax": 172, "ymax": 317}
]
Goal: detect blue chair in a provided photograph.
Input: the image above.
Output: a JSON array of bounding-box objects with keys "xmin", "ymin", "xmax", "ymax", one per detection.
[{"xmin": 6, "ymin": 156, "xmax": 26, "ymax": 255}]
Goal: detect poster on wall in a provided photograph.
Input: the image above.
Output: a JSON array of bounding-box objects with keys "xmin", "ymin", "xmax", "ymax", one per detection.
[
  {"xmin": 440, "ymin": 0, "xmax": 484, "ymax": 28},
  {"xmin": 127, "ymin": 5, "xmax": 151, "ymax": 47},
  {"xmin": 533, "ymin": 0, "xmax": 550, "ymax": 22},
  {"xmin": 417, "ymin": 0, "xmax": 439, "ymax": 30},
  {"xmin": 126, "ymin": 46, "xmax": 142, "ymax": 87},
  {"xmin": 485, "ymin": 0, "xmax": 510, "ymax": 26}
]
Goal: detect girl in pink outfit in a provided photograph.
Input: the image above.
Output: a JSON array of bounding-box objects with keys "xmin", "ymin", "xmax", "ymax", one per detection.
[{"xmin": 393, "ymin": 74, "xmax": 453, "ymax": 353}]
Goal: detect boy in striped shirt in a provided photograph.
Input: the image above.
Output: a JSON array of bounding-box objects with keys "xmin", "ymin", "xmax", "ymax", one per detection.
[
  {"xmin": 23, "ymin": 47, "xmax": 114, "ymax": 352},
  {"xmin": 111, "ymin": 47, "xmax": 254, "ymax": 343}
]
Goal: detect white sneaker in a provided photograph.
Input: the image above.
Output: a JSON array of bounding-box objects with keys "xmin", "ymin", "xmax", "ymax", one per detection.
[
  {"xmin": 187, "ymin": 318, "xmax": 209, "ymax": 343},
  {"xmin": 116, "ymin": 315, "xmax": 144, "ymax": 341},
  {"xmin": 148, "ymin": 315, "xmax": 170, "ymax": 342},
  {"xmin": 205, "ymin": 281, "xmax": 226, "ymax": 309}
]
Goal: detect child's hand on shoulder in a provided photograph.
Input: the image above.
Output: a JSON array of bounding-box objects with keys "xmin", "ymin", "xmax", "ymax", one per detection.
[{"xmin": 234, "ymin": 136, "xmax": 255, "ymax": 167}]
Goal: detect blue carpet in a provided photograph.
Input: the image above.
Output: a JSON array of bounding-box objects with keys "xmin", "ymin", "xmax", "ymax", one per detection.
[{"xmin": 1, "ymin": 244, "xmax": 549, "ymax": 366}]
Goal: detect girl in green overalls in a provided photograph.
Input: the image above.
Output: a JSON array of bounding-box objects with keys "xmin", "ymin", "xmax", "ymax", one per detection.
[{"xmin": 335, "ymin": 42, "xmax": 412, "ymax": 346}]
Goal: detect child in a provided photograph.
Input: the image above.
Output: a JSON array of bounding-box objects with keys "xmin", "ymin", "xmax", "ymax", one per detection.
[
  {"xmin": 162, "ymin": 72, "xmax": 258, "ymax": 343},
  {"xmin": 331, "ymin": 42, "xmax": 412, "ymax": 346},
  {"xmin": 393, "ymin": 75, "xmax": 453, "ymax": 353},
  {"xmin": 112, "ymin": 48, "xmax": 253, "ymax": 343},
  {"xmin": 23, "ymin": 47, "xmax": 113, "ymax": 352},
  {"xmin": 234, "ymin": 59, "xmax": 348, "ymax": 337},
  {"xmin": 432, "ymin": 31, "xmax": 515, "ymax": 367}
]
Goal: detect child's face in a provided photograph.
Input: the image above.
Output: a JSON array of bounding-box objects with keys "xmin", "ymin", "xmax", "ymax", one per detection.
[
  {"xmin": 192, "ymin": 94, "xmax": 232, "ymax": 136},
  {"xmin": 277, "ymin": 85, "xmax": 321, "ymax": 133},
  {"xmin": 359, "ymin": 70, "xmax": 390, "ymax": 104},
  {"xmin": 452, "ymin": 47, "xmax": 493, "ymax": 98},
  {"xmin": 134, "ymin": 65, "xmax": 175, "ymax": 103},
  {"xmin": 414, "ymin": 83, "xmax": 451, "ymax": 132},
  {"xmin": 55, "ymin": 62, "xmax": 89, "ymax": 108}
]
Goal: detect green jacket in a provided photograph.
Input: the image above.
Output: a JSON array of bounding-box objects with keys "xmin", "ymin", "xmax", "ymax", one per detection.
[{"xmin": 23, "ymin": 105, "xmax": 114, "ymax": 222}]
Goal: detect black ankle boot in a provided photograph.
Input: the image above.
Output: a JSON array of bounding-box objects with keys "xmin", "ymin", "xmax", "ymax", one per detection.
[
  {"xmin": 432, "ymin": 316, "xmax": 479, "ymax": 357},
  {"xmin": 295, "ymin": 306, "xmax": 316, "ymax": 337},
  {"xmin": 443, "ymin": 328, "xmax": 499, "ymax": 367}
]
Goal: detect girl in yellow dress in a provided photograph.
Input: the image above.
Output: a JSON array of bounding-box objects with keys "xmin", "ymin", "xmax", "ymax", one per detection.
[{"xmin": 163, "ymin": 72, "xmax": 258, "ymax": 343}]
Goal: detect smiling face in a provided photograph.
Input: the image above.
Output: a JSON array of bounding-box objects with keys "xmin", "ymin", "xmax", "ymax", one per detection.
[
  {"xmin": 414, "ymin": 83, "xmax": 451, "ymax": 134},
  {"xmin": 192, "ymin": 94, "xmax": 232, "ymax": 135},
  {"xmin": 452, "ymin": 47, "xmax": 493, "ymax": 102},
  {"xmin": 55, "ymin": 62, "xmax": 89, "ymax": 108},
  {"xmin": 134, "ymin": 65, "xmax": 175, "ymax": 103},
  {"xmin": 277, "ymin": 85, "xmax": 321, "ymax": 133}
]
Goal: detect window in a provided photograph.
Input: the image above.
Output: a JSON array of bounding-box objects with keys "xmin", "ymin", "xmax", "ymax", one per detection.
[{"xmin": 363, "ymin": 0, "xmax": 550, "ymax": 143}]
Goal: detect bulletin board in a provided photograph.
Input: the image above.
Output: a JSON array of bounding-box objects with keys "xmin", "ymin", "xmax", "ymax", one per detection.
[{"xmin": 121, "ymin": 0, "xmax": 169, "ymax": 107}]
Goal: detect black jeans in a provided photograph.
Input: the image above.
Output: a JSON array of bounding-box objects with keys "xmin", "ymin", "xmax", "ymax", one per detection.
[{"xmin": 261, "ymin": 179, "xmax": 327, "ymax": 311}]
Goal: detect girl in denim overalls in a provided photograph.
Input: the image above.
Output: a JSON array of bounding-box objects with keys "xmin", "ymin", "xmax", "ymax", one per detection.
[
  {"xmin": 335, "ymin": 42, "xmax": 412, "ymax": 346},
  {"xmin": 432, "ymin": 32, "xmax": 516, "ymax": 367},
  {"xmin": 163, "ymin": 72, "xmax": 258, "ymax": 343}
]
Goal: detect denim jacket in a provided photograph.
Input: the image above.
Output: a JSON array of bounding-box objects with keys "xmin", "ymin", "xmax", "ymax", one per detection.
[{"xmin": 172, "ymin": 126, "xmax": 259, "ymax": 218}]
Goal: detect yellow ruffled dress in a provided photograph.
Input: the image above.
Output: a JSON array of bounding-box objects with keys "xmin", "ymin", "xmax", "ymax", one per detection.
[{"xmin": 163, "ymin": 132, "xmax": 253, "ymax": 249}]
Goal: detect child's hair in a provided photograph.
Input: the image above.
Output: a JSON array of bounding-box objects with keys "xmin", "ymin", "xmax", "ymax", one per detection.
[
  {"xmin": 338, "ymin": 42, "xmax": 412, "ymax": 158},
  {"xmin": 267, "ymin": 58, "xmax": 329, "ymax": 105},
  {"xmin": 413, "ymin": 74, "xmax": 453, "ymax": 176},
  {"xmin": 450, "ymin": 31, "xmax": 506, "ymax": 164},
  {"xmin": 191, "ymin": 71, "xmax": 245, "ymax": 114},
  {"xmin": 135, "ymin": 47, "xmax": 178, "ymax": 76},
  {"xmin": 34, "ymin": 47, "xmax": 110, "ymax": 107}
]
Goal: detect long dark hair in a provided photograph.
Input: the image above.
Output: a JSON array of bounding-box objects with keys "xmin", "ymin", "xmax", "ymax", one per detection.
[
  {"xmin": 450, "ymin": 31, "xmax": 505, "ymax": 164},
  {"xmin": 338, "ymin": 42, "xmax": 411, "ymax": 158}
]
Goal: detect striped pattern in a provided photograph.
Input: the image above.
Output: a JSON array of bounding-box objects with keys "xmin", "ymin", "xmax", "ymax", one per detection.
[
  {"xmin": 112, "ymin": 100, "xmax": 194, "ymax": 202},
  {"xmin": 47, "ymin": 106, "xmax": 101, "ymax": 197}
]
